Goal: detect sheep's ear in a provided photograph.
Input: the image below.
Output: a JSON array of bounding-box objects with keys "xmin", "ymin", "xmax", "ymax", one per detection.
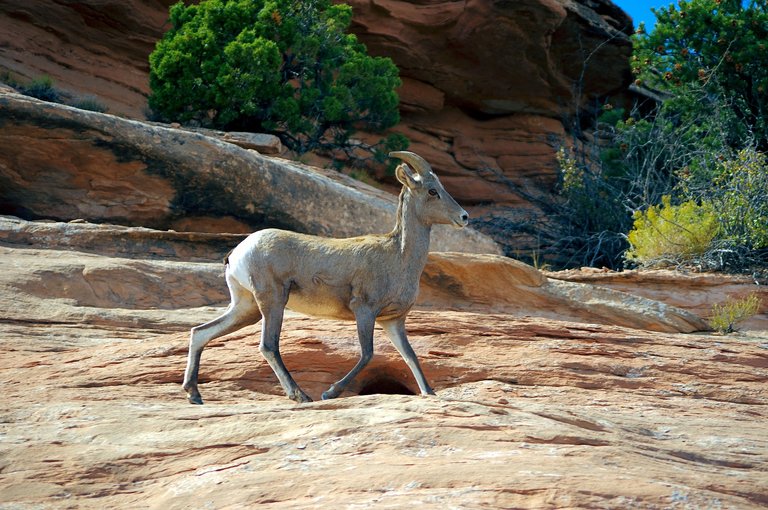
[{"xmin": 395, "ymin": 163, "xmax": 421, "ymax": 189}]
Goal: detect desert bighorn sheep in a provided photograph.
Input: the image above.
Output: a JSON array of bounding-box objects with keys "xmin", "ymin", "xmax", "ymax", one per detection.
[{"xmin": 182, "ymin": 151, "xmax": 468, "ymax": 404}]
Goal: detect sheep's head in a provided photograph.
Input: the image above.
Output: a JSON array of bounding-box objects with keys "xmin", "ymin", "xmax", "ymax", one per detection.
[{"xmin": 389, "ymin": 151, "xmax": 469, "ymax": 228}]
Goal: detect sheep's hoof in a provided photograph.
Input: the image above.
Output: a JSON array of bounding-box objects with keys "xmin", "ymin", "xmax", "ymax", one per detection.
[
  {"xmin": 183, "ymin": 382, "xmax": 204, "ymax": 404},
  {"xmin": 321, "ymin": 387, "xmax": 339, "ymax": 400},
  {"xmin": 290, "ymin": 390, "xmax": 313, "ymax": 403}
]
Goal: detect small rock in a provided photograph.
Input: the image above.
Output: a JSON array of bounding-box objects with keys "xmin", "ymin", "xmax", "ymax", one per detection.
[{"xmin": 222, "ymin": 132, "xmax": 282, "ymax": 154}]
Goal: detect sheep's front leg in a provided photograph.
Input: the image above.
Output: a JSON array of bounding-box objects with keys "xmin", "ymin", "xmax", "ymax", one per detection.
[
  {"xmin": 379, "ymin": 316, "xmax": 435, "ymax": 396},
  {"xmin": 259, "ymin": 304, "xmax": 312, "ymax": 403},
  {"xmin": 321, "ymin": 307, "xmax": 375, "ymax": 400}
]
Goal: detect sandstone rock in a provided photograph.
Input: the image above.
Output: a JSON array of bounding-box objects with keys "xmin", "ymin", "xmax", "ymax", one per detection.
[
  {"xmin": 354, "ymin": 107, "xmax": 575, "ymax": 259},
  {"xmin": 0, "ymin": 0, "xmax": 635, "ymax": 261},
  {"xmin": 158, "ymin": 126, "xmax": 284, "ymax": 156},
  {"xmin": 0, "ymin": 0, "xmax": 173, "ymax": 118},
  {"xmin": 0, "ymin": 0, "xmax": 632, "ymax": 120},
  {"xmin": 550, "ymin": 268, "xmax": 768, "ymax": 331},
  {"xmin": 219, "ymin": 131, "xmax": 283, "ymax": 154},
  {"xmin": 348, "ymin": 0, "xmax": 632, "ymax": 117},
  {"xmin": 397, "ymin": 76, "xmax": 446, "ymax": 113},
  {"xmin": 385, "ymin": 109, "xmax": 567, "ymax": 205},
  {"xmin": 1, "ymin": 311, "xmax": 766, "ymax": 509},
  {"xmin": 0, "ymin": 91, "xmax": 500, "ymax": 254},
  {"xmin": 0, "ymin": 215, "xmax": 245, "ymax": 262},
  {"xmin": 1, "ymin": 216, "xmax": 707, "ymax": 333},
  {"xmin": 421, "ymin": 252, "xmax": 708, "ymax": 333},
  {"xmin": 2, "ymin": 6, "xmax": 766, "ymax": 506},
  {"xmin": 1, "ymin": 215, "xmax": 766, "ymax": 508},
  {"xmin": 345, "ymin": 0, "xmax": 634, "ymax": 258}
]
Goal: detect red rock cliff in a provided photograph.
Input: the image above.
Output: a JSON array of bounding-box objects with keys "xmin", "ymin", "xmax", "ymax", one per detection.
[
  {"xmin": 0, "ymin": 0, "xmax": 633, "ymax": 257},
  {"xmin": 345, "ymin": 0, "xmax": 633, "ymax": 254},
  {"xmin": 0, "ymin": 0, "xmax": 174, "ymax": 119}
]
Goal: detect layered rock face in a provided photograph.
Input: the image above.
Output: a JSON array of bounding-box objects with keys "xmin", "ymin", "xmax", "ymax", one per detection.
[
  {"xmin": 0, "ymin": 0, "xmax": 174, "ymax": 119},
  {"xmin": 0, "ymin": 0, "xmax": 633, "ymax": 257},
  {"xmin": 349, "ymin": 0, "xmax": 632, "ymax": 116},
  {"xmin": 0, "ymin": 216, "xmax": 709, "ymax": 333},
  {"xmin": 552, "ymin": 267, "xmax": 768, "ymax": 331}
]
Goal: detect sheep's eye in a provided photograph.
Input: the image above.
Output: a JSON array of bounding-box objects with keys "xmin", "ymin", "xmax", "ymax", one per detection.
[{"xmin": 428, "ymin": 188, "xmax": 439, "ymax": 198}]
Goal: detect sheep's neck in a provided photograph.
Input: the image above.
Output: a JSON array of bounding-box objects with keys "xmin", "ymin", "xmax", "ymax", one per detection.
[{"xmin": 390, "ymin": 188, "xmax": 431, "ymax": 273}]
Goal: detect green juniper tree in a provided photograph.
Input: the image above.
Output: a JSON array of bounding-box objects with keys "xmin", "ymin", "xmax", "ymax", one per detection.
[
  {"xmin": 632, "ymin": 0, "xmax": 768, "ymax": 147},
  {"xmin": 149, "ymin": 0, "xmax": 405, "ymax": 156}
]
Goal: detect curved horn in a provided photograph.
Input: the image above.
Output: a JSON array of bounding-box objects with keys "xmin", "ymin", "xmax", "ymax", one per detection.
[{"xmin": 389, "ymin": 151, "xmax": 432, "ymax": 175}]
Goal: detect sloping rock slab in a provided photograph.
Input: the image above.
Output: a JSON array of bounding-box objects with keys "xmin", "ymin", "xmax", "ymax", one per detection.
[
  {"xmin": 551, "ymin": 268, "xmax": 768, "ymax": 331},
  {"xmin": 0, "ymin": 92, "xmax": 500, "ymax": 254},
  {"xmin": 421, "ymin": 252, "xmax": 708, "ymax": 333},
  {"xmin": 1, "ymin": 216, "xmax": 705, "ymax": 333},
  {"xmin": 0, "ymin": 215, "xmax": 244, "ymax": 262}
]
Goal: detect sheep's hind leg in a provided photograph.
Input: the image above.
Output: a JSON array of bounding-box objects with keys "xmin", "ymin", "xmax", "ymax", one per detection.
[
  {"xmin": 258, "ymin": 304, "xmax": 312, "ymax": 403},
  {"xmin": 183, "ymin": 279, "xmax": 261, "ymax": 404}
]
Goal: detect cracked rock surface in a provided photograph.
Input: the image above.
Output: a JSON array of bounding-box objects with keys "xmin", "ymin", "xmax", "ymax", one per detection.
[{"xmin": 2, "ymin": 313, "xmax": 767, "ymax": 509}]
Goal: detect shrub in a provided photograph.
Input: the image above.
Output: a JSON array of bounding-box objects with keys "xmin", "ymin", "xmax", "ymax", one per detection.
[
  {"xmin": 19, "ymin": 76, "xmax": 61, "ymax": 102},
  {"xmin": 149, "ymin": 0, "xmax": 403, "ymax": 155},
  {"xmin": 710, "ymin": 148, "xmax": 768, "ymax": 251},
  {"xmin": 71, "ymin": 95, "xmax": 108, "ymax": 113},
  {"xmin": 709, "ymin": 293, "xmax": 762, "ymax": 334},
  {"xmin": 625, "ymin": 196, "xmax": 720, "ymax": 266},
  {"xmin": 555, "ymin": 145, "xmax": 630, "ymax": 268},
  {"xmin": 553, "ymin": 93, "xmax": 725, "ymax": 269}
]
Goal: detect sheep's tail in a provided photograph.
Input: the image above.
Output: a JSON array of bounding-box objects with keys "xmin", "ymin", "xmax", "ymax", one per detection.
[{"xmin": 223, "ymin": 248, "xmax": 234, "ymax": 266}]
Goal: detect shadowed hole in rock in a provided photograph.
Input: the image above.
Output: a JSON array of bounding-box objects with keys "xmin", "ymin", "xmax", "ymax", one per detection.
[{"xmin": 356, "ymin": 376, "xmax": 416, "ymax": 396}]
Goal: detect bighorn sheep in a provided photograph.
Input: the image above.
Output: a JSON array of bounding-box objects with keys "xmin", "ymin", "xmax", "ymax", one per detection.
[{"xmin": 182, "ymin": 151, "xmax": 468, "ymax": 404}]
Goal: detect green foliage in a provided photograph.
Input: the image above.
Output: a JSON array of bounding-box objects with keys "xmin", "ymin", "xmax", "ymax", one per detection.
[
  {"xmin": 556, "ymin": 2, "xmax": 768, "ymax": 271},
  {"xmin": 598, "ymin": 86, "xmax": 738, "ymax": 216},
  {"xmin": 19, "ymin": 76, "xmax": 61, "ymax": 102},
  {"xmin": 696, "ymin": 148, "xmax": 768, "ymax": 251},
  {"xmin": 71, "ymin": 95, "xmax": 108, "ymax": 113},
  {"xmin": 626, "ymin": 196, "xmax": 720, "ymax": 266},
  {"xmin": 605, "ymin": 104, "xmax": 768, "ymax": 270},
  {"xmin": 556, "ymin": 88, "xmax": 743, "ymax": 268},
  {"xmin": 632, "ymin": 0, "xmax": 768, "ymax": 147},
  {"xmin": 0, "ymin": 70, "xmax": 21, "ymax": 89},
  {"xmin": 149, "ymin": 0, "xmax": 403, "ymax": 154},
  {"xmin": 709, "ymin": 293, "xmax": 762, "ymax": 333},
  {"xmin": 377, "ymin": 133, "xmax": 410, "ymax": 174},
  {"xmin": 556, "ymin": 145, "xmax": 626, "ymax": 267},
  {"xmin": 557, "ymin": 146, "xmax": 626, "ymax": 234},
  {"xmin": 558, "ymin": 147, "xmax": 584, "ymax": 196},
  {"xmin": 5, "ymin": 73, "xmax": 110, "ymax": 113},
  {"xmin": 555, "ymin": 103, "xmax": 687, "ymax": 268}
]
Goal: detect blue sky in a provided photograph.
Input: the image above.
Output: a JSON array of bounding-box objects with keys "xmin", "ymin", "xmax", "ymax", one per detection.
[
  {"xmin": 613, "ymin": 0, "xmax": 668, "ymax": 30},
  {"xmin": 613, "ymin": 0, "xmax": 751, "ymax": 30}
]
